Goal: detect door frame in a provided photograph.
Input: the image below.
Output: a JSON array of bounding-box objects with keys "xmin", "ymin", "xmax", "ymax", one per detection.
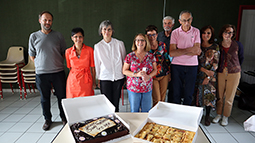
[{"xmin": 236, "ymin": 5, "xmax": 255, "ymax": 41}]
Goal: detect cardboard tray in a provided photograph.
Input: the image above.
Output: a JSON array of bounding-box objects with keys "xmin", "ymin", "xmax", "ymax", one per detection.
[
  {"xmin": 62, "ymin": 94, "xmax": 131, "ymax": 143},
  {"xmin": 133, "ymin": 101, "xmax": 203, "ymax": 143}
]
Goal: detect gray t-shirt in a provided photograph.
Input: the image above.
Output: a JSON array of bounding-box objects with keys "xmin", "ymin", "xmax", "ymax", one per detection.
[{"xmin": 28, "ymin": 30, "xmax": 66, "ymax": 74}]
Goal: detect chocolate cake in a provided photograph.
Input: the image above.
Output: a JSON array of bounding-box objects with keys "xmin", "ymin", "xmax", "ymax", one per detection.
[{"xmin": 70, "ymin": 114, "xmax": 129, "ymax": 143}]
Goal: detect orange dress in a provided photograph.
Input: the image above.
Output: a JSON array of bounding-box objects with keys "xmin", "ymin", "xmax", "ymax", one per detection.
[{"xmin": 65, "ymin": 44, "xmax": 95, "ymax": 98}]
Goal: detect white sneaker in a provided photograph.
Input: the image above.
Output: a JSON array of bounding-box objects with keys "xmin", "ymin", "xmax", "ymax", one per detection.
[
  {"xmin": 221, "ymin": 116, "xmax": 228, "ymax": 126},
  {"xmin": 212, "ymin": 114, "xmax": 222, "ymax": 123}
]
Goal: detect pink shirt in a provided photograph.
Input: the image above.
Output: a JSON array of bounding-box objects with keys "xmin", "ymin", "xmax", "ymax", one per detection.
[{"xmin": 170, "ymin": 26, "xmax": 201, "ymax": 66}]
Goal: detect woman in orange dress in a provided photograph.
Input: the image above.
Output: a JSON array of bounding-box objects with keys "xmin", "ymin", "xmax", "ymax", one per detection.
[{"xmin": 65, "ymin": 27, "xmax": 96, "ymax": 98}]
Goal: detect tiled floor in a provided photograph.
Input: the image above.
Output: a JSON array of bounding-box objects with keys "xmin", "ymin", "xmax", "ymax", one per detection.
[{"xmin": 0, "ymin": 90, "xmax": 254, "ymax": 143}]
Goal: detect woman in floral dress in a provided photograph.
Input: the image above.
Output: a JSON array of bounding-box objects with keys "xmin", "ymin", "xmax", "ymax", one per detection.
[
  {"xmin": 123, "ymin": 33, "xmax": 157, "ymax": 112},
  {"xmin": 194, "ymin": 25, "xmax": 220, "ymax": 126}
]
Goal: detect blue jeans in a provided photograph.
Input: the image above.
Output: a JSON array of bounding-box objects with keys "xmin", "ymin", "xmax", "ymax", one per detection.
[
  {"xmin": 36, "ymin": 70, "xmax": 66, "ymax": 121},
  {"xmin": 171, "ymin": 64, "xmax": 198, "ymax": 105},
  {"xmin": 127, "ymin": 89, "xmax": 152, "ymax": 112}
]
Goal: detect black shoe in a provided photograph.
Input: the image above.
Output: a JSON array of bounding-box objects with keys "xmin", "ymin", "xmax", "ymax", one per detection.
[
  {"xmin": 205, "ymin": 115, "xmax": 211, "ymax": 126},
  {"xmin": 43, "ymin": 120, "xmax": 52, "ymax": 131}
]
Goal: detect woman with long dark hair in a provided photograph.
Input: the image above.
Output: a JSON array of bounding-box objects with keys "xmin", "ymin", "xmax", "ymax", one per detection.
[{"xmin": 193, "ymin": 25, "xmax": 219, "ymax": 126}]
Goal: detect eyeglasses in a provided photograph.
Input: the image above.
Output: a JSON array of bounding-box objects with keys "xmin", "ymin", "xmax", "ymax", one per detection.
[
  {"xmin": 135, "ymin": 39, "xmax": 145, "ymax": 42},
  {"xmin": 147, "ymin": 34, "xmax": 156, "ymax": 37},
  {"xmin": 224, "ymin": 31, "xmax": 233, "ymax": 35},
  {"xmin": 202, "ymin": 32, "xmax": 211, "ymax": 35},
  {"xmin": 180, "ymin": 18, "xmax": 192, "ymax": 23}
]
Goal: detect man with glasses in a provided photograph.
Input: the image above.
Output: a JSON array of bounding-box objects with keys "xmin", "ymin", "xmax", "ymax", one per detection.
[{"xmin": 169, "ymin": 10, "xmax": 201, "ymax": 105}]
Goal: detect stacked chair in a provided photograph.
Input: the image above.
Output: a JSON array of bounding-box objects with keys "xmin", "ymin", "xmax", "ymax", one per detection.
[
  {"xmin": 0, "ymin": 46, "xmax": 25, "ymax": 100},
  {"xmin": 21, "ymin": 57, "xmax": 36, "ymax": 99}
]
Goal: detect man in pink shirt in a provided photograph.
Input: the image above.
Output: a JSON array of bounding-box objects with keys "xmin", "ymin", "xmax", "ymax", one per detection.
[{"xmin": 169, "ymin": 10, "xmax": 201, "ymax": 105}]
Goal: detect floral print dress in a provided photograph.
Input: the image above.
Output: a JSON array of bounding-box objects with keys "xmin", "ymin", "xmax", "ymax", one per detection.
[
  {"xmin": 194, "ymin": 43, "xmax": 220, "ymax": 107},
  {"xmin": 124, "ymin": 51, "xmax": 156, "ymax": 93}
]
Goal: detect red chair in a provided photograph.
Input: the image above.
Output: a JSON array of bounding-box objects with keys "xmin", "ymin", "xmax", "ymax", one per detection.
[
  {"xmin": 0, "ymin": 46, "xmax": 25, "ymax": 100},
  {"xmin": 21, "ymin": 57, "xmax": 36, "ymax": 99}
]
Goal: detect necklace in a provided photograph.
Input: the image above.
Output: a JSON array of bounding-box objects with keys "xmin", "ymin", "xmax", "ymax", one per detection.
[
  {"xmin": 136, "ymin": 51, "xmax": 146, "ymax": 62},
  {"xmin": 75, "ymin": 46, "xmax": 82, "ymax": 58}
]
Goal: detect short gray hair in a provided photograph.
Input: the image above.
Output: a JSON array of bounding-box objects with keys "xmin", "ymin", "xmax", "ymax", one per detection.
[
  {"xmin": 179, "ymin": 10, "xmax": 192, "ymax": 20},
  {"xmin": 163, "ymin": 16, "xmax": 175, "ymax": 24},
  {"xmin": 98, "ymin": 20, "xmax": 114, "ymax": 36}
]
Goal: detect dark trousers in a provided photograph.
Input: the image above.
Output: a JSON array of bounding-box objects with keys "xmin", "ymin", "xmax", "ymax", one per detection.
[
  {"xmin": 100, "ymin": 78, "xmax": 124, "ymax": 112},
  {"xmin": 36, "ymin": 70, "xmax": 66, "ymax": 121},
  {"xmin": 171, "ymin": 64, "xmax": 197, "ymax": 105}
]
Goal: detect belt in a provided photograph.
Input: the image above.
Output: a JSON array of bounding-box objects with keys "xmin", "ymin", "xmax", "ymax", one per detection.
[{"xmin": 71, "ymin": 68, "xmax": 92, "ymax": 83}]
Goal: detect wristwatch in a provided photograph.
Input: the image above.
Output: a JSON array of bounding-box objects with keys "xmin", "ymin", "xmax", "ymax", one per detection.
[{"xmin": 207, "ymin": 76, "xmax": 211, "ymax": 80}]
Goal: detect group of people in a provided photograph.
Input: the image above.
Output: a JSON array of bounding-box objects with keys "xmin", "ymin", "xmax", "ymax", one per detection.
[
  {"xmin": 28, "ymin": 10, "xmax": 243, "ymax": 131},
  {"xmin": 168, "ymin": 11, "xmax": 243, "ymax": 127}
]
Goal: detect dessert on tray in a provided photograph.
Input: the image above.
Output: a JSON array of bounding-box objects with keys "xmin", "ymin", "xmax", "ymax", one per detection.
[
  {"xmin": 135, "ymin": 122, "xmax": 195, "ymax": 143},
  {"xmin": 70, "ymin": 114, "xmax": 129, "ymax": 143}
]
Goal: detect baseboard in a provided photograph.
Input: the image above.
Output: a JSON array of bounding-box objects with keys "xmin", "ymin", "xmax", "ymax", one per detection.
[
  {"xmin": 1, "ymin": 89, "xmax": 127, "ymax": 94},
  {"xmin": 2, "ymin": 89, "xmax": 39, "ymax": 92}
]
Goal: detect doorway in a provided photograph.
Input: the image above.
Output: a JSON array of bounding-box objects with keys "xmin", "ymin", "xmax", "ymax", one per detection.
[{"xmin": 236, "ymin": 5, "xmax": 255, "ymax": 84}]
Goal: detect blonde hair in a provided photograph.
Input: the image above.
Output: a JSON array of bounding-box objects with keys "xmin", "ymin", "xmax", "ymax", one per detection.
[{"xmin": 131, "ymin": 33, "xmax": 151, "ymax": 52}]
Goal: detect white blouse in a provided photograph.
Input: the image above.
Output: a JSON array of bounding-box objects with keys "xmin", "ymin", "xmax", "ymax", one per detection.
[{"xmin": 94, "ymin": 38, "xmax": 126, "ymax": 81}]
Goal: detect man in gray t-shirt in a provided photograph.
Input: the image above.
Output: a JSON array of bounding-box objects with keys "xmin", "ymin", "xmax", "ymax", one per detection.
[{"xmin": 28, "ymin": 11, "xmax": 67, "ymax": 131}]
